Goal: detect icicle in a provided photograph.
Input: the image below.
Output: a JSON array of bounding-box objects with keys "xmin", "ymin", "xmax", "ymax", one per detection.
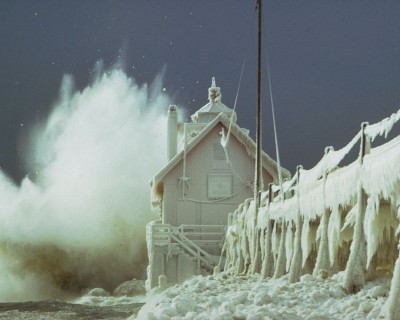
[
  {"xmin": 342, "ymin": 204, "xmax": 357, "ymax": 231},
  {"xmin": 301, "ymin": 218, "xmax": 311, "ymax": 268},
  {"xmin": 384, "ymin": 238, "xmax": 400, "ymax": 319},
  {"xmin": 251, "ymin": 228, "xmax": 262, "ymax": 274},
  {"xmin": 238, "ymin": 235, "xmax": 248, "ymax": 275},
  {"xmin": 260, "ymin": 227, "xmax": 265, "ymax": 262},
  {"xmin": 285, "ymin": 220, "xmax": 294, "ymax": 272},
  {"xmin": 363, "ymin": 195, "xmax": 380, "ymax": 267},
  {"xmin": 271, "ymin": 219, "xmax": 279, "ymax": 262},
  {"xmin": 273, "ymin": 221, "xmax": 287, "ymax": 278},
  {"xmin": 315, "ymin": 221, "xmax": 322, "ymax": 242},
  {"xmin": 328, "ymin": 206, "xmax": 342, "ymax": 266}
]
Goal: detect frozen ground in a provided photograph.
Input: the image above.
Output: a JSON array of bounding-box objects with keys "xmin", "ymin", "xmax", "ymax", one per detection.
[{"xmin": 133, "ymin": 272, "xmax": 392, "ymax": 320}]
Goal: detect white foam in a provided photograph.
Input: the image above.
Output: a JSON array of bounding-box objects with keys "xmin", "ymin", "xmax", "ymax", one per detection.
[{"xmin": 0, "ymin": 68, "xmax": 169, "ymax": 301}]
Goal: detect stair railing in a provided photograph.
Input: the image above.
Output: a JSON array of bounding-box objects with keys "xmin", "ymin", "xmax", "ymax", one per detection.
[{"xmin": 148, "ymin": 223, "xmax": 226, "ymax": 272}]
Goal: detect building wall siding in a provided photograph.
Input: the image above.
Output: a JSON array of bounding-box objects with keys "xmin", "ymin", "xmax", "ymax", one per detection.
[{"xmin": 162, "ymin": 123, "xmax": 274, "ymax": 227}]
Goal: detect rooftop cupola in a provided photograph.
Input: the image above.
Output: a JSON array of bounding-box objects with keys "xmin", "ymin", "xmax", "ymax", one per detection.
[
  {"xmin": 191, "ymin": 77, "xmax": 237, "ymax": 124},
  {"xmin": 209, "ymin": 77, "xmax": 221, "ymax": 103}
]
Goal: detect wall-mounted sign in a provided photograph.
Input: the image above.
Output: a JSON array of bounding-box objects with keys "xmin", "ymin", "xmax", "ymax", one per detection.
[{"xmin": 208, "ymin": 174, "xmax": 232, "ymax": 199}]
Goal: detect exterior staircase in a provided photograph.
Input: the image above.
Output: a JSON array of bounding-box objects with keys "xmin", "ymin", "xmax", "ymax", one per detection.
[{"xmin": 147, "ymin": 223, "xmax": 226, "ymax": 277}]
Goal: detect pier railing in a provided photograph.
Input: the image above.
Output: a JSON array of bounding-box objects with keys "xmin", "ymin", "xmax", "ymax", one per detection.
[{"xmin": 223, "ymin": 109, "xmax": 400, "ymax": 318}]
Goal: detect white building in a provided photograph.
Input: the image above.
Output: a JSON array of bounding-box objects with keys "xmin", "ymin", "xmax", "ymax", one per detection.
[{"xmin": 146, "ymin": 78, "xmax": 290, "ymax": 288}]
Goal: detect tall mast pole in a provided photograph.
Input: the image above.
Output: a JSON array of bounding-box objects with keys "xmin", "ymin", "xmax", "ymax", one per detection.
[
  {"xmin": 250, "ymin": 0, "xmax": 263, "ymax": 274},
  {"xmin": 255, "ymin": 0, "xmax": 262, "ymax": 205}
]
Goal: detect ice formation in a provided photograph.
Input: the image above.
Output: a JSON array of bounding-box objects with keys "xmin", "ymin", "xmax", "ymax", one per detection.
[
  {"xmin": 221, "ymin": 109, "xmax": 400, "ymax": 318},
  {"xmin": 133, "ymin": 272, "xmax": 391, "ymax": 320},
  {"xmin": 137, "ymin": 108, "xmax": 400, "ymax": 319}
]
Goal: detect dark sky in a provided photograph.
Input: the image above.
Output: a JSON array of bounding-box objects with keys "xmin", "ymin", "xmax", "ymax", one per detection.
[{"xmin": 1, "ymin": 1, "xmax": 400, "ymax": 182}]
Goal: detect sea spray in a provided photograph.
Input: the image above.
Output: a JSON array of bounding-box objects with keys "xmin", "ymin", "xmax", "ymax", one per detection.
[{"xmin": 0, "ymin": 69, "xmax": 169, "ymax": 301}]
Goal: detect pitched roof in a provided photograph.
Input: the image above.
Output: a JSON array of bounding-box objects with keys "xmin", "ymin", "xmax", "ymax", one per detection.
[
  {"xmin": 151, "ymin": 112, "xmax": 291, "ymax": 189},
  {"xmin": 191, "ymin": 100, "xmax": 237, "ymax": 123}
]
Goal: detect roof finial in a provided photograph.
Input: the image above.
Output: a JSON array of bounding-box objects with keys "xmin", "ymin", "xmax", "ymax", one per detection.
[
  {"xmin": 211, "ymin": 77, "xmax": 216, "ymax": 88},
  {"xmin": 208, "ymin": 76, "xmax": 221, "ymax": 103}
]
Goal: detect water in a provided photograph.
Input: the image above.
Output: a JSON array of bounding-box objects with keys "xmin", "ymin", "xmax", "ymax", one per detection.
[
  {"xmin": 0, "ymin": 300, "xmax": 144, "ymax": 319},
  {"xmin": 0, "ymin": 69, "xmax": 168, "ymax": 302}
]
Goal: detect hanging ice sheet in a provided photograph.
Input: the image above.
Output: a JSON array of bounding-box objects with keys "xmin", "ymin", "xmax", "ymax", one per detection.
[
  {"xmin": 299, "ymin": 131, "xmax": 361, "ymax": 183},
  {"xmin": 361, "ymin": 135, "xmax": 400, "ymax": 199},
  {"xmin": 271, "ymin": 174, "xmax": 297, "ymax": 194},
  {"xmin": 365, "ymin": 109, "xmax": 400, "ymax": 141},
  {"xmin": 265, "ymin": 197, "xmax": 297, "ymax": 225},
  {"xmin": 299, "ymin": 178, "xmax": 325, "ymax": 221},
  {"xmin": 324, "ymin": 161, "xmax": 359, "ymax": 210}
]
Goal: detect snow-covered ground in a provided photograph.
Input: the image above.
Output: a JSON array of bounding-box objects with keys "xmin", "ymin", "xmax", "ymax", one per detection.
[{"xmin": 133, "ymin": 272, "xmax": 392, "ymax": 320}]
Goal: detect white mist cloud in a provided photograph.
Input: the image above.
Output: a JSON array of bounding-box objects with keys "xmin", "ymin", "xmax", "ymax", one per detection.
[{"xmin": 0, "ymin": 69, "xmax": 169, "ymax": 301}]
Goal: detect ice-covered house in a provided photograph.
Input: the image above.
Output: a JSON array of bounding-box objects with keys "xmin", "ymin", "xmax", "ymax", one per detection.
[{"xmin": 146, "ymin": 78, "xmax": 290, "ymax": 288}]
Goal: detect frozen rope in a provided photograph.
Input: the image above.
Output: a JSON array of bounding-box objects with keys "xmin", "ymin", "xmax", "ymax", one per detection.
[
  {"xmin": 220, "ymin": 128, "xmax": 247, "ymax": 185},
  {"xmin": 181, "ymin": 124, "xmax": 189, "ymax": 199},
  {"xmin": 220, "ymin": 15, "xmax": 256, "ymax": 186},
  {"xmin": 221, "ymin": 8, "xmax": 256, "ymax": 175},
  {"xmin": 185, "ymin": 193, "xmax": 238, "ymax": 204},
  {"xmin": 300, "ymin": 130, "xmax": 361, "ymax": 182},
  {"xmin": 264, "ymin": 20, "xmax": 283, "ymax": 194},
  {"xmin": 221, "ymin": 55, "xmax": 247, "ymax": 151}
]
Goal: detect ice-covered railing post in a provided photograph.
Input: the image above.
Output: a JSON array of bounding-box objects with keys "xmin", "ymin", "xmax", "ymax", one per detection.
[
  {"xmin": 261, "ymin": 183, "xmax": 275, "ymax": 279},
  {"xmin": 273, "ymin": 190, "xmax": 287, "ymax": 279},
  {"xmin": 235, "ymin": 206, "xmax": 245, "ymax": 274},
  {"xmin": 343, "ymin": 122, "xmax": 370, "ymax": 293},
  {"xmin": 236, "ymin": 199, "xmax": 252, "ymax": 275},
  {"xmin": 385, "ymin": 235, "xmax": 400, "ymax": 319},
  {"xmin": 224, "ymin": 209, "xmax": 242, "ymax": 273},
  {"xmin": 288, "ymin": 165, "xmax": 304, "ymax": 283},
  {"xmin": 251, "ymin": 192, "xmax": 263, "ymax": 275},
  {"xmin": 313, "ymin": 147, "xmax": 334, "ymax": 278}
]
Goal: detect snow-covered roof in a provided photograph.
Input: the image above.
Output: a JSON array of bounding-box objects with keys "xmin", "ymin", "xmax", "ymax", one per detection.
[
  {"xmin": 151, "ymin": 112, "xmax": 291, "ymax": 194},
  {"xmin": 191, "ymin": 77, "xmax": 237, "ymax": 123}
]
